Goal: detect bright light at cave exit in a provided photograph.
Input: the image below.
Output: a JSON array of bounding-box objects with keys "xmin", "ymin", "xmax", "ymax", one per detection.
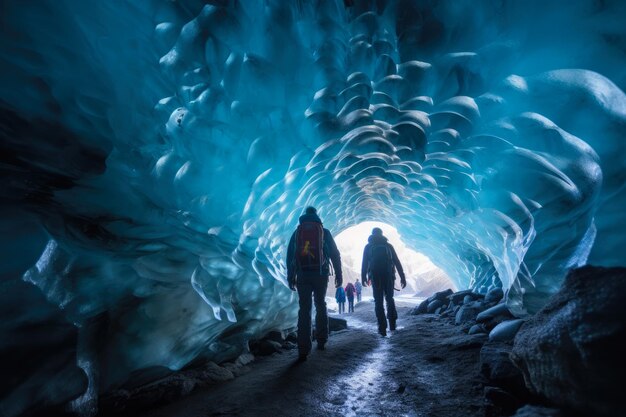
[{"xmin": 333, "ymin": 222, "xmax": 456, "ymax": 302}]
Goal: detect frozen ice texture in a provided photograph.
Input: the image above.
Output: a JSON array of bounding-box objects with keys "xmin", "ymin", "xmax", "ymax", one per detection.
[{"xmin": 1, "ymin": 0, "xmax": 625, "ymax": 414}]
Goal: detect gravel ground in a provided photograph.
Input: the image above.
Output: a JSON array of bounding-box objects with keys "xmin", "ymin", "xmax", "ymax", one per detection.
[{"xmin": 138, "ymin": 300, "xmax": 487, "ymax": 417}]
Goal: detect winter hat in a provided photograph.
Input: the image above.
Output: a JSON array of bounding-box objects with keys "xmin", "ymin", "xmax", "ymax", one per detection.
[
  {"xmin": 305, "ymin": 206, "xmax": 317, "ymax": 215},
  {"xmin": 372, "ymin": 227, "xmax": 383, "ymax": 236}
]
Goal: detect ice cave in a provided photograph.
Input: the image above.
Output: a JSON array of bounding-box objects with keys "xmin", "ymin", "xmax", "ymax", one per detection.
[{"xmin": 1, "ymin": 1, "xmax": 625, "ymax": 416}]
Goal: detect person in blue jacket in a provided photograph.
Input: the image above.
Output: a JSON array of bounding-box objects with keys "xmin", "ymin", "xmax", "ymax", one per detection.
[{"xmin": 335, "ymin": 285, "xmax": 346, "ymax": 314}]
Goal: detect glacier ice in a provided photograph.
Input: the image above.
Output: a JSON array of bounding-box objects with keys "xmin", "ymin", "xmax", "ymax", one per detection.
[{"xmin": 1, "ymin": 0, "xmax": 626, "ymax": 414}]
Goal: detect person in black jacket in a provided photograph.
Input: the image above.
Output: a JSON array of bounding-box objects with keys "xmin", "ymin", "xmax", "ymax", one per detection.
[
  {"xmin": 287, "ymin": 206, "xmax": 342, "ymax": 361},
  {"xmin": 361, "ymin": 227, "xmax": 406, "ymax": 336}
]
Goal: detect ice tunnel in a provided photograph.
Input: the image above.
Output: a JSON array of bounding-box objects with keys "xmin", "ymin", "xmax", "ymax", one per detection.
[{"xmin": 1, "ymin": 0, "xmax": 626, "ymax": 414}]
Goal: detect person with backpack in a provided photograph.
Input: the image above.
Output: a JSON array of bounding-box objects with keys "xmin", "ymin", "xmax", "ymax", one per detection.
[
  {"xmin": 345, "ymin": 281, "xmax": 356, "ymax": 313},
  {"xmin": 361, "ymin": 227, "xmax": 406, "ymax": 336},
  {"xmin": 354, "ymin": 279, "xmax": 362, "ymax": 303},
  {"xmin": 354, "ymin": 279, "xmax": 363, "ymax": 303},
  {"xmin": 287, "ymin": 206, "xmax": 343, "ymax": 362},
  {"xmin": 335, "ymin": 285, "xmax": 346, "ymax": 314}
]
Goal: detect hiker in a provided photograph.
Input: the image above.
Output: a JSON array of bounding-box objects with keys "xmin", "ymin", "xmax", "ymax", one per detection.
[
  {"xmin": 345, "ymin": 281, "xmax": 356, "ymax": 313},
  {"xmin": 287, "ymin": 206, "xmax": 343, "ymax": 362},
  {"xmin": 335, "ymin": 285, "xmax": 346, "ymax": 314},
  {"xmin": 354, "ymin": 279, "xmax": 362, "ymax": 303},
  {"xmin": 361, "ymin": 227, "xmax": 406, "ymax": 336}
]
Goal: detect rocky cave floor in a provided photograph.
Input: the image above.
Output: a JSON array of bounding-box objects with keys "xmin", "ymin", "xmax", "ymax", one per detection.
[{"xmin": 99, "ymin": 300, "xmax": 559, "ymax": 417}]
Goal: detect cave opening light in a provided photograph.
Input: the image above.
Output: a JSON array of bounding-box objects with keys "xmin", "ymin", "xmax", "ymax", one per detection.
[{"xmin": 333, "ymin": 221, "xmax": 457, "ymax": 301}]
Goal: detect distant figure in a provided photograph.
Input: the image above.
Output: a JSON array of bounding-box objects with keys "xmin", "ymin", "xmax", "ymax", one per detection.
[
  {"xmin": 361, "ymin": 227, "xmax": 406, "ymax": 336},
  {"xmin": 335, "ymin": 285, "xmax": 346, "ymax": 314},
  {"xmin": 345, "ymin": 281, "xmax": 356, "ymax": 313},
  {"xmin": 287, "ymin": 206, "xmax": 343, "ymax": 362},
  {"xmin": 354, "ymin": 279, "xmax": 363, "ymax": 303}
]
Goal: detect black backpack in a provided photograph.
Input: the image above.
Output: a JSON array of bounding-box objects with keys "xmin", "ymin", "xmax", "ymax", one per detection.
[{"xmin": 368, "ymin": 243, "xmax": 393, "ymax": 278}]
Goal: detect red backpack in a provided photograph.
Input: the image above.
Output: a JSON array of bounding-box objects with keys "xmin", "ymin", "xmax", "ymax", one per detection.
[{"xmin": 296, "ymin": 221, "xmax": 325, "ymax": 274}]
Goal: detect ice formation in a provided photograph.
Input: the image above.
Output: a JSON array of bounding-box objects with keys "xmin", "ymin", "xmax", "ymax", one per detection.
[{"xmin": 1, "ymin": 0, "xmax": 626, "ymax": 414}]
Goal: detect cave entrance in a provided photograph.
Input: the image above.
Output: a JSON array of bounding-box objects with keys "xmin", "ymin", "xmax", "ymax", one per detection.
[{"xmin": 329, "ymin": 222, "xmax": 456, "ymax": 307}]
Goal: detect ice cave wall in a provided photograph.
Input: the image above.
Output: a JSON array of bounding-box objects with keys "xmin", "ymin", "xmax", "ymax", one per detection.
[{"xmin": 1, "ymin": 0, "xmax": 626, "ymax": 414}]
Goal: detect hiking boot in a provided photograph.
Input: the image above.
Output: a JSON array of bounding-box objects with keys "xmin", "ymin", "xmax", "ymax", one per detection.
[
  {"xmin": 317, "ymin": 342, "xmax": 326, "ymax": 351},
  {"xmin": 389, "ymin": 321, "xmax": 396, "ymax": 331},
  {"xmin": 379, "ymin": 328, "xmax": 387, "ymax": 337}
]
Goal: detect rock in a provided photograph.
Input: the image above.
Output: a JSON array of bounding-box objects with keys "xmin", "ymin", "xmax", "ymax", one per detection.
[
  {"xmin": 476, "ymin": 302, "xmax": 510, "ymax": 322},
  {"xmin": 511, "ymin": 266, "xmax": 626, "ymax": 417},
  {"xmin": 480, "ymin": 340, "xmax": 526, "ymax": 397},
  {"xmin": 329, "ymin": 317, "xmax": 347, "ymax": 331},
  {"xmin": 455, "ymin": 304, "xmax": 481, "ymax": 324},
  {"xmin": 484, "ymin": 385, "xmax": 520, "ymax": 414},
  {"xmin": 282, "ymin": 341, "xmax": 297, "ymax": 350},
  {"xmin": 191, "ymin": 362, "xmax": 235, "ymax": 383},
  {"xmin": 511, "ymin": 405, "xmax": 566, "ymax": 417},
  {"xmin": 285, "ymin": 331, "xmax": 298, "ymax": 343},
  {"xmin": 489, "ymin": 319, "xmax": 525, "ymax": 342},
  {"xmin": 447, "ymin": 289, "xmax": 474, "ymax": 304},
  {"xmin": 235, "ymin": 353, "xmax": 255, "ymax": 366},
  {"xmin": 427, "ymin": 288, "xmax": 454, "ymax": 303},
  {"xmin": 485, "ymin": 287, "xmax": 504, "ymax": 304},
  {"xmin": 448, "ymin": 333, "xmax": 487, "ymax": 350},
  {"xmin": 427, "ymin": 299, "xmax": 444, "ymax": 313},
  {"xmin": 0, "ymin": 278, "xmax": 88, "ymax": 417},
  {"xmin": 264, "ymin": 330, "xmax": 285, "ymax": 343},
  {"xmin": 468, "ymin": 324, "xmax": 486, "ymax": 334},
  {"xmin": 256, "ymin": 339, "xmax": 282, "ymax": 356},
  {"xmin": 476, "ymin": 302, "xmax": 514, "ymax": 330},
  {"xmin": 412, "ymin": 298, "xmax": 430, "ymax": 314},
  {"xmin": 463, "ymin": 294, "xmax": 473, "ymax": 304}
]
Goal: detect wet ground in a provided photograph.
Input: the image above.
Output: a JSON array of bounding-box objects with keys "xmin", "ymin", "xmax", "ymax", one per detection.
[{"xmin": 140, "ymin": 300, "xmax": 487, "ymax": 417}]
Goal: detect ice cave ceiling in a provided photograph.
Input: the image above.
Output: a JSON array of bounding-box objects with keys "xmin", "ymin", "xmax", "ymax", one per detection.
[{"xmin": 1, "ymin": 0, "xmax": 626, "ymax": 412}]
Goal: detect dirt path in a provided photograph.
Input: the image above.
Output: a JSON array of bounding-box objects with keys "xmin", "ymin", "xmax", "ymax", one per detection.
[{"xmin": 140, "ymin": 301, "xmax": 487, "ymax": 417}]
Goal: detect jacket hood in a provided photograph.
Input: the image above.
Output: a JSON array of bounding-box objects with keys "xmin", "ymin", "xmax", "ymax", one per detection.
[
  {"xmin": 299, "ymin": 213, "xmax": 322, "ymax": 224},
  {"xmin": 368, "ymin": 234, "xmax": 388, "ymax": 244}
]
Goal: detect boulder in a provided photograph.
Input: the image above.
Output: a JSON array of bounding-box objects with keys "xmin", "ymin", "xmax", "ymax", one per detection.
[
  {"xmin": 480, "ymin": 340, "xmax": 526, "ymax": 397},
  {"xmin": 463, "ymin": 294, "xmax": 473, "ymax": 304},
  {"xmin": 511, "ymin": 266, "xmax": 626, "ymax": 417},
  {"xmin": 0, "ymin": 279, "xmax": 88, "ymax": 417},
  {"xmin": 427, "ymin": 288, "xmax": 454, "ymax": 303},
  {"xmin": 476, "ymin": 302, "xmax": 514, "ymax": 330},
  {"xmin": 255, "ymin": 340, "xmax": 282, "ymax": 356},
  {"xmin": 489, "ymin": 319, "xmax": 525, "ymax": 342},
  {"xmin": 285, "ymin": 331, "xmax": 298, "ymax": 343},
  {"xmin": 476, "ymin": 303, "xmax": 510, "ymax": 322},
  {"xmin": 511, "ymin": 405, "xmax": 566, "ymax": 417},
  {"xmin": 484, "ymin": 385, "xmax": 520, "ymax": 415},
  {"xmin": 455, "ymin": 304, "xmax": 481, "ymax": 325},
  {"xmin": 411, "ymin": 298, "xmax": 430, "ymax": 314},
  {"xmin": 485, "ymin": 287, "xmax": 504, "ymax": 304},
  {"xmin": 264, "ymin": 330, "xmax": 285, "ymax": 343},
  {"xmin": 328, "ymin": 317, "xmax": 347, "ymax": 332},
  {"xmin": 468, "ymin": 324, "xmax": 486, "ymax": 335},
  {"xmin": 427, "ymin": 299, "xmax": 444, "ymax": 313},
  {"xmin": 447, "ymin": 289, "xmax": 475, "ymax": 304}
]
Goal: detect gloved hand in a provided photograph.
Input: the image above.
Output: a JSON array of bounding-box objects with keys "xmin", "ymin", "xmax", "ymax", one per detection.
[
  {"xmin": 288, "ymin": 274, "xmax": 296, "ymax": 291},
  {"xmin": 361, "ymin": 277, "xmax": 367, "ymax": 287},
  {"xmin": 400, "ymin": 276, "xmax": 407, "ymax": 289},
  {"xmin": 335, "ymin": 275, "xmax": 343, "ymax": 288}
]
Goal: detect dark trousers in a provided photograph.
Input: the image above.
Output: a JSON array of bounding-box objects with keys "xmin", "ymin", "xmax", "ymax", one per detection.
[
  {"xmin": 297, "ymin": 275, "xmax": 329, "ymax": 354},
  {"xmin": 347, "ymin": 297, "xmax": 354, "ymax": 312},
  {"xmin": 372, "ymin": 275, "xmax": 397, "ymax": 331}
]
